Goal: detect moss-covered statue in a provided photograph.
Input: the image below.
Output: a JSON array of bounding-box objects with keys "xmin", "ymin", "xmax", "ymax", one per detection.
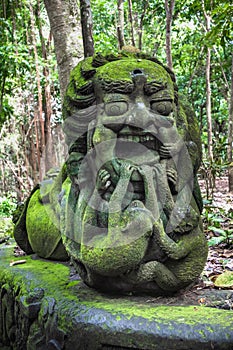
[{"xmin": 14, "ymin": 52, "xmax": 208, "ymax": 295}]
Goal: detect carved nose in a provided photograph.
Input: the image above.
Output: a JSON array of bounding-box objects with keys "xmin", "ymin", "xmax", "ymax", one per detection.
[{"xmin": 127, "ymin": 102, "xmax": 150, "ymax": 128}]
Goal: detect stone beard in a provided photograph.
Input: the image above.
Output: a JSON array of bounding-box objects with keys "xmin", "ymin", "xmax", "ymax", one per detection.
[{"xmin": 14, "ymin": 54, "xmax": 208, "ymax": 296}]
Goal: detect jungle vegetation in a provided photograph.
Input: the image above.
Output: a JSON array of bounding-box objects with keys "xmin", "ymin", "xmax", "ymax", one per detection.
[{"xmin": 0, "ymin": 0, "xmax": 232, "ymax": 206}]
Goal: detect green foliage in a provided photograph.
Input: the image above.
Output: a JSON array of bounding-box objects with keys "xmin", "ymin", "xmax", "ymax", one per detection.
[
  {"xmin": 0, "ymin": 0, "xmax": 231, "ymax": 205},
  {"xmin": 208, "ymin": 228, "xmax": 233, "ymax": 247},
  {"xmin": 0, "ymin": 2, "xmax": 34, "ymax": 125},
  {"xmin": 0, "ymin": 0, "xmax": 62, "ymax": 201},
  {"xmin": 207, "ymin": 1, "xmax": 233, "ymax": 48},
  {"xmin": 203, "ymin": 201, "xmax": 233, "ymax": 247},
  {"xmin": 0, "ymin": 0, "xmax": 59, "ymax": 126},
  {"xmin": 0, "ymin": 216, "xmax": 14, "ymax": 240},
  {"xmin": 91, "ymin": 0, "xmax": 118, "ymax": 53},
  {"xmin": 0, "ymin": 196, "xmax": 16, "ymax": 217}
]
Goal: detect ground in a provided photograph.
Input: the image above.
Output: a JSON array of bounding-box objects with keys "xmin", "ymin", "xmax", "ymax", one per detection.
[{"xmin": 200, "ymin": 175, "xmax": 233, "ymax": 279}]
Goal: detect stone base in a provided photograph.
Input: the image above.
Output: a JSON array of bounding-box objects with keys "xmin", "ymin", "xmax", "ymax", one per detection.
[{"xmin": 0, "ymin": 241, "xmax": 233, "ymax": 350}]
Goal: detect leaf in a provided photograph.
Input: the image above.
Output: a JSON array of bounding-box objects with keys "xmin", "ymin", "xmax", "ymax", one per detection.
[
  {"xmin": 222, "ymin": 250, "xmax": 233, "ymax": 258},
  {"xmin": 208, "ymin": 226, "xmax": 226, "ymax": 236},
  {"xmin": 208, "ymin": 236, "xmax": 226, "ymax": 247}
]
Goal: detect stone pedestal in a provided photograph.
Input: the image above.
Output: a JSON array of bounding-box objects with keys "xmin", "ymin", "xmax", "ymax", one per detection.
[{"xmin": 0, "ymin": 241, "xmax": 233, "ymax": 350}]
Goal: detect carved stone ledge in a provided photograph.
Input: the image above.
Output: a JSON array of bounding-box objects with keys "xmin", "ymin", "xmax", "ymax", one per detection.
[{"xmin": 0, "ymin": 241, "xmax": 233, "ymax": 350}]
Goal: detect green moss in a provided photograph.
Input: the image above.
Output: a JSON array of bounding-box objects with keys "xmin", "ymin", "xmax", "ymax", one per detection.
[
  {"xmin": 69, "ymin": 62, "xmax": 87, "ymax": 91},
  {"xmin": 0, "ymin": 251, "xmax": 75, "ymax": 301},
  {"xmin": 0, "ymin": 244, "xmax": 233, "ymax": 341},
  {"xmin": 81, "ymin": 207, "xmax": 153, "ymax": 275},
  {"xmin": 213, "ymin": 271, "xmax": 233, "ymax": 288},
  {"xmin": 77, "ymin": 299, "xmax": 233, "ymax": 329},
  {"xmin": 95, "ymin": 59, "xmax": 173, "ymax": 90},
  {"xmin": 66, "ymin": 281, "xmax": 80, "ymax": 289},
  {"xmin": 81, "ymin": 238, "xmax": 146, "ymax": 276},
  {"xmin": 26, "ymin": 189, "xmax": 67, "ymax": 260}
]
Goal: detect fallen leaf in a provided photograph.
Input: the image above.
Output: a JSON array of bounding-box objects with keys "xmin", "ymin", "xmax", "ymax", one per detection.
[
  {"xmin": 198, "ymin": 297, "xmax": 206, "ymax": 304},
  {"xmin": 221, "ymin": 250, "xmax": 233, "ymax": 258}
]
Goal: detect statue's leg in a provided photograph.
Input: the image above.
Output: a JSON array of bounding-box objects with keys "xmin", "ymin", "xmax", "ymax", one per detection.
[
  {"xmin": 131, "ymin": 260, "xmax": 180, "ymax": 292},
  {"xmin": 13, "ymin": 185, "xmax": 40, "ymax": 255},
  {"xmin": 26, "ymin": 188, "xmax": 68, "ymax": 260}
]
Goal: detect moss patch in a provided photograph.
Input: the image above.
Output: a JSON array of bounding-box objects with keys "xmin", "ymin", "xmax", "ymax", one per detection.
[
  {"xmin": 94, "ymin": 59, "xmax": 174, "ymax": 89},
  {"xmin": 26, "ymin": 189, "xmax": 67, "ymax": 260},
  {"xmin": 0, "ymin": 242, "xmax": 230, "ymax": 326},
  {"xmin": 213, "ymin": 271, "xmax": 233, "ymax": 288}
]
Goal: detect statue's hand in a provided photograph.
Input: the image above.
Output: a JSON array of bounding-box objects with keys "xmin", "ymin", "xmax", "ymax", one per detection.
[
  {"xmin": 166, "ymin": 168, "xmax": 177, "ymax": 187},
  {"xmin": 96, "ymin": 169, "xmax": 111, "ymax": 191},
  {"xmin": 159, "ymin": 140, "xmax": 182, "ymax": 158},
  {"xmin": 120, "ymin": 162, "xmax": 135, "ymax": 179}
]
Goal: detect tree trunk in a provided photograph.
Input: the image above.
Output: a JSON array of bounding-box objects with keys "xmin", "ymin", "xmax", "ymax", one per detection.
[
  {"xmin": 117, "ymin": 0, "xmax": 125, "ymax": 49},
  {"xmin": 36, "ymin": 2, "xmax": 56, "ymax": 172},
  {"xmin": 128, "ymin": 0, "xmax": 135, "ymax": 47},
  {"xmin": 165, "ymin": 0, "xmax": 175, "ymax": 70},
  {"xmin": 138, "ymin": 0, "xmax": 149, "ymax": 51},
  {"xmin": 203, "ymin": 5, "xmax": 213, "ymax": 163},
  {"xmin": 29, "ymin": 1, "xmax": 45, "ymax": 180},
  {"xmin": 206, "ymin": 45, "xmax": 213, "ymax": 163},
  {"xmin": 80, "ymin": 0, "xmax": 94, "ymax": 57},
  {"xmin": 228, "ymin": 53, "xmax": 233, "ymax": 192},
  {"xmin": 43, "ymin": 0, "xmax": 83, "ymax": 100}
]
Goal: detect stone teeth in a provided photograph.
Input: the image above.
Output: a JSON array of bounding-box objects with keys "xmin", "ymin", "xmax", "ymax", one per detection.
[
  {"xmin": 118, "ymin": 134, "xmax": 155, "ymax": 143},
  {"xmin": 140, "ymin": 136, "xmax": 149, "ymax": 142}
]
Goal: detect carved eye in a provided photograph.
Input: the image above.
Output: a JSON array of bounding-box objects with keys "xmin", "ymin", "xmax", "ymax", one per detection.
[
  {"xmin": 150, "ymin": 101, "xmax": 173, "ymax": 116},
  {"xmin": 67, "ymin": 160, "xmax": 80, "ymax": 176},
  {"xmin": 67, "ymin": 153, "xmax": 83, "ymax": 175},
  {"xmin": 68, "ymin": 161, "xmax": 79, "ymax": 168},
  {"xmin": 105, "ymin": 101, "xmax": 128, "ymax": 116}
]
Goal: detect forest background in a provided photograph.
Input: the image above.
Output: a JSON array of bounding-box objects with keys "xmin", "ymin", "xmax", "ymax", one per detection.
[{"xmin": 0, "ymin": 0, "xmax": 233, "ymax": 252}]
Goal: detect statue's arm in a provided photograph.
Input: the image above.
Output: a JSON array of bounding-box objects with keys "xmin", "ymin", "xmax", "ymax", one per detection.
[
  {"xmin": 138, "ymin": 165, "xmax": 159, "ymax": 220},
  {"xmin": 153, "ymin": 221, "xmax": 192, "ymax": 260},
  {"xmin": 108, "ymin": 163, "xmax": 134, "ymax": 214}
]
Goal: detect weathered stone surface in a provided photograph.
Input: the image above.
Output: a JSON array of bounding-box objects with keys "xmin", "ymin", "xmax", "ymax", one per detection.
[
  {"xmin": 0, "ymin": 241, "xmax": 233, "ymax": 350},
  {"xmin": 14, "ymin": 53, "xmax": 208, "ymax": 295}
]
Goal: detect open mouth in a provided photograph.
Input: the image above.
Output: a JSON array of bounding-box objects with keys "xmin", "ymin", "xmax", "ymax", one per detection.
[
  {"xmin": 117, "ymin": 126, "xmax": 162, "ymax": 157},
  {"xmin": 113, "ymin": 127, "xmax": 162, "ymax": 187}
]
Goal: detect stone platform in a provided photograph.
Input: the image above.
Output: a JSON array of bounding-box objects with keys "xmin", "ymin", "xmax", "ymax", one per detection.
[{"xmin": 0, "ymin": 241, "xmax": 233, "ymax": 350}]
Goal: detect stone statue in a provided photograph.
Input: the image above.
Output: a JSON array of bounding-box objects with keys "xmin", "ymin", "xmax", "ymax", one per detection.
[{"xmin": 14, "ymin": 52, "xmax": 208, "ymax": 295}]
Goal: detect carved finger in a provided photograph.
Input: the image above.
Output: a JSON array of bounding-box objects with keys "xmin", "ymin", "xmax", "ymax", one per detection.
[{"xmin": 99, "ymin": 169, "xmax": 110, "ymax": 181}]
